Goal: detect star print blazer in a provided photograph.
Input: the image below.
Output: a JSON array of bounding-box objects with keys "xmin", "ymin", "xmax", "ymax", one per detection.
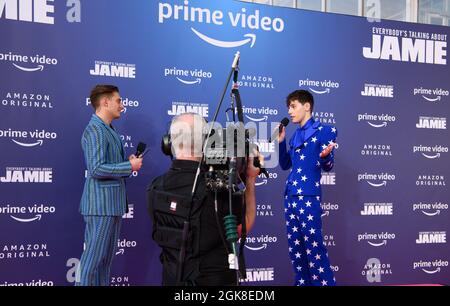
[{"xmin": 279, "ymin": 120, "xmax": 338, "ymax": 196}]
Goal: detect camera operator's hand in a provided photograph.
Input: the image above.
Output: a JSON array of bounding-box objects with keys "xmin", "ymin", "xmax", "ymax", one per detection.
[
  {"xmin": 247, "ymin": 150, "xmax": 264, "ymax": 181},
  {"xmin": 241, "ymin": 149, "xmax": 262, "ymax": 236}
]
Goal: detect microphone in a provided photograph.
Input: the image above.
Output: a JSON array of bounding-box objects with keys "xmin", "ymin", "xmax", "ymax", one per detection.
[
  {"xmin": 231, "ymin": 51, "xmax": 240, "ymax": 69},
  {"xmin": 269, "ymin": 117, "xmax": 290, "ymax": 142},
  {"xmin": 135, "ymin": 142, "xmax": 147, "ymax": 158}
]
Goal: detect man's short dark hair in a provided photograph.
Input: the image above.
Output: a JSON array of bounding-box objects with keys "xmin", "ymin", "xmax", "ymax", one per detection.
[
  {"xmin": 286, "ymin": 90, "xmax": 314, "ymax": 112},
  {"xmin": 89, "ymin": 85, "xmax": 119, "ymax": 110}
]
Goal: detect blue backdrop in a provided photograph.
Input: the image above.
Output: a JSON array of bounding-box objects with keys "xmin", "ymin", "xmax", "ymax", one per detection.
[{"xmin": 0, "ymin": 0, "xmax": 449, "ymax": 286}]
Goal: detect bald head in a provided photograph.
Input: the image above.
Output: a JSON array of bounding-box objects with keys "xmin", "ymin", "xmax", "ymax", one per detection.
[{"xmin": 170, "ymin": 113, "xmax": 206, "ymax": 160}]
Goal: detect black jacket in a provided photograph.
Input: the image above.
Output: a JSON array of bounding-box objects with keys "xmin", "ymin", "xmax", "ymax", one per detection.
[{"xmin": 147, "ymin": 159, "xmax": 242, "ymax": 286}]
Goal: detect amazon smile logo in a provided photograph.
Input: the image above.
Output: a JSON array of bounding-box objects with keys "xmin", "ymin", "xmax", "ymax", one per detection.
[
  {"xmin": 115, "ymin": 239, "xmax": 137, "ymax": 256},
  {"xmin": 357, "ymin": 113, "xmax": 396, "ymax": 128},
  {"xmin": 246, "ymin": 115, "xmax": 268, "ymax": 122},
  {"xmin": 242, "ymin": 235, "xmax": 277, "ymax": 251},
  {"xmin": 177, "ymin": 77, "xmax": 201, "ymax": 85},
  {"xmin": 299, "ymin": 78, "xmax": 340, "ymax": 95},
  {"xmin": 255, "ymin": 179, "xmax": 268, "ymax": 186},
  {"xmin": 0, "ymin": 204, "xmax": 56, "ymax": 223},
  {"xmin": 241, "ymin": 105, "xmax": 278, "ymax": 122},
  {"xmin": 413, "ymin": 87, "xmax": 448, "ymax": 102},
  {"xmin": 358, "ymin": 172, "xmax": 396, "ymax": 187},
  {"xmin": 0, "ymin": 129, "xmax": 57, "ymax": 148},
  {"xmin": 0, "ymin": 52, "xmax": 58, "ymax": 72},
  {"xmin": 413, "ymin": 260, "xmax": 448, "ymax": 274},
  {"xmin": 321, "ymin": 202, "xmax": 339, "ymax": 217},
  {"xmin": 158, "ymin": 2, "xmax": 285, "ymax": 49},
  {"xmin": 413, "ymin": 202, "xmax": 448, "ymax": 217},
  {"xmin": 245, "ymin": 243, "xmax": 268, "ymax": 251},
  {"xmin": 413, "ymin": 145, "xmax": 448, "ymax": 160},
  {"xmin": 255, "ymin": 171, "xmax": 278, "ymax": 190},
  {"xmin": 191, "ymin": 28, "xmax": 256, "ymax": 48},
  {"xmin": 421, "ymin": 267, "xmax": 441, "ymax": 274},
  {"xmin": 164, "ymin": 67, "xmax": 213, "ymax": 85},
  {"xmin": 357, "ymin": 232, "xmax": 396, "ymax": 247}
]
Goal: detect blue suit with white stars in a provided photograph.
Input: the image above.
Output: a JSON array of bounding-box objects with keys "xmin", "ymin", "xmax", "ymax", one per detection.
[{"xmin": 279, "ymin": 117, "xmax": 337, "ymax": 286}]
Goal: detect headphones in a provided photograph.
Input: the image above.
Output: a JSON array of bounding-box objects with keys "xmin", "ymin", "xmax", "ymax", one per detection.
[
  {"xmin": 161, "ymin": 116, "xmax": 209, "ymax": 157},
  {"xmin": 161, "ymin": 133, "xmax": 172, "ymax": 157}
]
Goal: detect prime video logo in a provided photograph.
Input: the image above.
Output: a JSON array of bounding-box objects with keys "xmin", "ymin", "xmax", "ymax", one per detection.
[
  {"xmin": 412, "ymin": 201, "xmax": 448, "ymax": 217},
  {"xmin": 158, "ymin": 1, "xmax": 285, "ymax": 48},
  {"xmin": 299, "ymin": 78, "xmax": 340, "ymax": 95},
  {"xmin": 164, "ymin": 66, "xmax": 213, "ymax": 85},
  {"xmin": 413, "ymin": 145, "xmax": 448, "ymax": 159},
  {"xmin": 413, "ymin": 259, "xmax": 448, "ymax": 274},
  {"xmin": 243, "ymin": 235, "xmax": 277, "ymax": 251},
  {"xmin": 242, "ymin": 105, "xmax": 278, "ymax": 122},
  {"xmin": 413, "ymin": 87, "xmax": 449, "ymax": 102},
  {"xmin": 86, "ymin": 97, "xmax": 139, "ymax": 113},
  {"xmin": 0, "ymin": 204, "xmax": 56, "ymax": 222},
  {"xmin": 320, "ymin": 202, "xmax": 339, "ymax": 217},
  {"xmin": 254, "ymin": 170, "xmax": 277, "ymax": 187},
  {"xmin": 0, "ymin": 52, "xmax": 58, "ymax": 72},
  {"xmin": 357, "ymin": 232, "xmax": 395, "ymax": 247},
  {"xmin": 115, "ymin": 239, "xmax": 137, "ymax": 256},
  {"xmin": 357, "ymin": 113, "xmax": 396, "ymax": 128},
  {"xmin": 357, "ymin": 172, "xmax": 395, "ymax": 187},
  {"xmin": 0, "ymin": 128, "xmax": 57, "ymax": 147}
]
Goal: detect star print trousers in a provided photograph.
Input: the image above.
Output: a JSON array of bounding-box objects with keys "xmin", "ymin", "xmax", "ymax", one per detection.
[{"xmin": 284, "ymin": 195, "xmax": 336, "ymax": 286}]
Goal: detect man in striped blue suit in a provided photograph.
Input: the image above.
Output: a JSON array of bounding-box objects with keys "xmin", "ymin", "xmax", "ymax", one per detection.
[{"xmin": 76, "ymin": 85, "xmax": 143, "ymax": 286}]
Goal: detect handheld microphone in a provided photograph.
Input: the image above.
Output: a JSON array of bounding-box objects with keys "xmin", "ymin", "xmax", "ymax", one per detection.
[
  {"xmin": 269, "ymin": 117, "xmax": 290, "ymax": 142},
  {"xmin": 135, "ymin": 142, "xmax": 147, "ymax": 158}
]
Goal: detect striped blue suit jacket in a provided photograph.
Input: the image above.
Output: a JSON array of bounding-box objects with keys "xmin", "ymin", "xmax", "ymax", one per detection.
[{"xmin": 80, "ymin": 114, "xmax": 132, "ymax": 216}]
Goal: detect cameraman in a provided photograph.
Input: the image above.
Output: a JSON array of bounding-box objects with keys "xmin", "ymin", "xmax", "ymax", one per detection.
[{"xmin": 147, "ymin": 113, "xmax": 261, "ymax": 286}]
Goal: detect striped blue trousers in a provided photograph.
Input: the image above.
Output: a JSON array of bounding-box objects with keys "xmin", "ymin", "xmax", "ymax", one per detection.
[
  {"xmin": 76, "ymin": 216, "xmax": 121, "ymax": 286},
  {"xmin": 284, "ymin": 195, "xmax": 336, "ymax": 286}
]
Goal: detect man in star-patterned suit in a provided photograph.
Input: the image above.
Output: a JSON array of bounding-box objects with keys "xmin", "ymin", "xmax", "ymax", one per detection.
[{"xmin": 278, "ymin": 90, "xmax": 337, "ymax": 286}]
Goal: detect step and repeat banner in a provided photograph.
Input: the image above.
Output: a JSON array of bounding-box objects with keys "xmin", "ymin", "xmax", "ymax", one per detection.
[{"xmin": 0, "ymin": 0, "xmax": 449, "ymax": 286}]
